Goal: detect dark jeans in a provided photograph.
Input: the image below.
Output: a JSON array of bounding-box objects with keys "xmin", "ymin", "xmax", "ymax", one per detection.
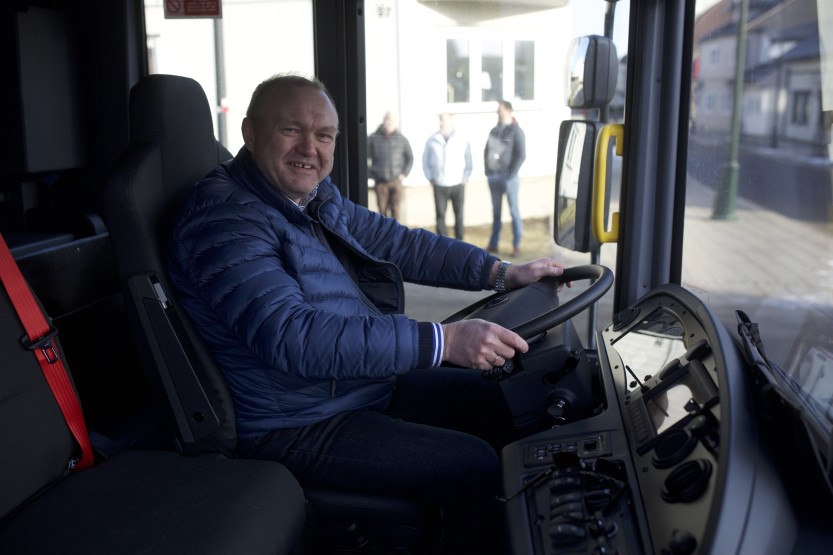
[
  {"xmin": 237, "ymin": 367, "xmax": 516, "ymax": 553},
  {"xmin": 374, "ymin": 178, "xmax": 404, "ymax": 220},
  {"xmin": 432, "ymin": 184, "xmax": 465, "ymax": 240},
  {"xmin": 487, "ymin": 175, "xmax": 522, "ymax": 250}
]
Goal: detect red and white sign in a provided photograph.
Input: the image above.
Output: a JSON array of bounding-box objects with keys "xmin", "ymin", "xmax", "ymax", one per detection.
[{"xmin": 164, "ymin": 0, "xmax": 222, "ymax": 19}]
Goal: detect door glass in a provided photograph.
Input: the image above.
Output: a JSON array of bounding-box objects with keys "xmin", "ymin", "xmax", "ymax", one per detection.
[
  {"xmin": 365, "ymin": 0, "xmax": 628, "ymax": 330},
  {"xmin": 683, "ymin": 0, "xmax": 833, "ymax": 379},
  {"xmin": 143, "ymin": 0, "xmax": 315, "ymax": 154}
]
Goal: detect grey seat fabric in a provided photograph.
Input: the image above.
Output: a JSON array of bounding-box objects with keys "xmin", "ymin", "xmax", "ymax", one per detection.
[{"xmin": 0, "ymin": 256, "xmax": 306, "ymax": 554}]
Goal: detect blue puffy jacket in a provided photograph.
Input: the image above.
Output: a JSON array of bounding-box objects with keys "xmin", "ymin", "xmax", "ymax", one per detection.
[{"xmin": 168, "ymin": 148, "xmax": 498, "ymax": 437}]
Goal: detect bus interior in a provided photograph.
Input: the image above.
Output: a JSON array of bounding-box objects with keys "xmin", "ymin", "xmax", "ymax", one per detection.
[{"xmin": 1, "ymin": 0, "xmax": 832, "ymax": 553}]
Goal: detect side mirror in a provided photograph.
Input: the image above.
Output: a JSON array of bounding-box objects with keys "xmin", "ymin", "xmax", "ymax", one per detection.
[
  {"xmin": 554, "ymin": 120, "xmax": 607, "ymax": 253},
  {"xmin": 565, "ymin": 35, "xmax": 618, "ymax": 109}
]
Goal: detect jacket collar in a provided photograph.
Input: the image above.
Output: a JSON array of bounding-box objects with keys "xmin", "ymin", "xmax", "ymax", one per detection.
[{"xmin": 231, "ymin": 147, "xmax": 334, "ymax": 224}]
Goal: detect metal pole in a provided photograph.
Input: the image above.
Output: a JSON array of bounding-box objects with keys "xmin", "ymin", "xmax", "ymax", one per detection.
[
  {"xmin": 712, "ymin": 0, "xmax": 749, "ymax": 219},
  {"xmin": 213, "ymin": 17, "xmax": 227, "ymax": 147}
]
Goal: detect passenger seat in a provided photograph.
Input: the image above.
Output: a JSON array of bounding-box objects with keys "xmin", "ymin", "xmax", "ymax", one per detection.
[{"xmin": 0, "ymin": 234, "xmax": 307, "ymax": 554}]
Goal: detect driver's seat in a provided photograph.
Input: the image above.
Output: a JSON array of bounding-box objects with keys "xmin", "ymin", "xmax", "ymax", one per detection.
[{"xmin": 104, "ymin": 74, "xmax": 435, "ymax": 553}]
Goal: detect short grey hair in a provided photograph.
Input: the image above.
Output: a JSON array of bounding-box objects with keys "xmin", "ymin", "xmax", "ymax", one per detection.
[{"xmin": 246, "ymin": 73, "xmax": 337, "ymax": 119}]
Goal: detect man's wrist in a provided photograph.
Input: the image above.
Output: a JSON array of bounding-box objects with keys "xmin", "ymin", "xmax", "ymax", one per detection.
[{"xmin": 494, "ymin": 261, "xmax": 511, "ymax": 292}]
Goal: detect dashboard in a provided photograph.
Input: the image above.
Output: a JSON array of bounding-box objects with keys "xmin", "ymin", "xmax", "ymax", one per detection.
[{"xmin": 501, "ymin": 284, "xmax": 796, "ymax": 554}]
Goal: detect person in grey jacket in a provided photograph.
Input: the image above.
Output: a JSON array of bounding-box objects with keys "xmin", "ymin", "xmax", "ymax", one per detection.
[
  {"xmin": 484, "ymin": 99, "xmax": 526, "ymax": 257},
  {"xmin": 168, "ymin": 73, "xmax": 567, "ymax": 552},
  {"xmin": 423, "ymin": 112, "xmax": 472, "ymax": 240},
  {"xmin": 367, "ymin": 111, "xmax": 413, "ymax": 220}
]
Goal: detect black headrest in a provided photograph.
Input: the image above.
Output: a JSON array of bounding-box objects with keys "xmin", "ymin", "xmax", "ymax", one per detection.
[{"xmin": 128, "ymin": 74, "xmax": 221, "ymax": 195}]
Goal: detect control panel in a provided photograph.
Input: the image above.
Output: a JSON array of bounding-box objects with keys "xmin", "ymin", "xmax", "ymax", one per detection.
[{"xmin": 501, "ymin": 285, "xmax": 794, "ymax": 554}]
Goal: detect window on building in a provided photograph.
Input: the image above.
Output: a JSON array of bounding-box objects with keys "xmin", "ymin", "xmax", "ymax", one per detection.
[
  {"xmin": 445, "ymin": 37, "xmax": 535, "ymax": 104},
  {"xmin": 447, "ymin": 39, "xmax": 470, "ymax": 103},
  {"xmin": 481, "ymin": 39, "xmax": 503, "ymax": 102},
  {"xmin": 709, "ymin": 47, "xmax": 719, "ymax": 65},
  {"xmin": 792, "ymin": 90, "xmax": 811, "ymax": 125},
  {"xmin": 721, "ymin": 92, "xmax": 732, "ymax": 113},
  {"xmin": 515, "ymin": 40, "xmax": 534, "ymax": 100}
]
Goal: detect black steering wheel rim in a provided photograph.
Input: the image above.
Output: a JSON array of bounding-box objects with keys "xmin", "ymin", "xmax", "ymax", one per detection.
[{"xmin": 442, "ymin": 264, "xmax": 614, "ymax": 340}]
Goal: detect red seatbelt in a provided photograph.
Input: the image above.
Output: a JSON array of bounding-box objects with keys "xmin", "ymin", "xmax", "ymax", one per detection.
[{"xmin": 0, "ymin": 233, "xmax": 94, "ymax": 470}]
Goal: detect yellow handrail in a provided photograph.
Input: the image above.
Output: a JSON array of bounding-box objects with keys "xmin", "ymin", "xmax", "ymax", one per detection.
[{"xmin": 593, "ymin": 123, "xmax": 624, "ymax": 244}]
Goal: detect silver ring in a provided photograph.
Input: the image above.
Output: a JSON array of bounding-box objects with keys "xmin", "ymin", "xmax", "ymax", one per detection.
[{"xmin": 491, "ymin": 354, "xmax": 500, "ymax": 365}]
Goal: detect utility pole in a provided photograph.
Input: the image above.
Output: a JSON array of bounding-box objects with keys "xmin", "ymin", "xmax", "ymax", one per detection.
[{"xmin": 712, "ymin": 0, "xmax": 749, "ymax": 219}]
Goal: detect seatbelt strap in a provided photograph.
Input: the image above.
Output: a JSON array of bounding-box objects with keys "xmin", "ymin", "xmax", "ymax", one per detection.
[{"xmin": 0, "ymin": 233, "xmax": 94, "ymax": 470}]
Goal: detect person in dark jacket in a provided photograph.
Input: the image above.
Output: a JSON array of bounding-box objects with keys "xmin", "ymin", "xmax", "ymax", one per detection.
[
  {"xmin": 367, "ymin": 111, "xmax": 413, "ymax": 220},
  {"xmin": 484, "ymin": 99, "xmax": 526, "ymax": 257},
  {"xmin": 168, "ymin": 73, "xmax": 567, "ymax": 552}
]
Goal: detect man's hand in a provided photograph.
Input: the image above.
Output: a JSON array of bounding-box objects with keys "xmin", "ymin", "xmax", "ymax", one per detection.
[
  {"xmin": 443, "ymin": 319, "xmax": 528, "ymax": 370},
  {"xmin": 491, "ymin": 258, "xmax": 572, "ymax": 292}
]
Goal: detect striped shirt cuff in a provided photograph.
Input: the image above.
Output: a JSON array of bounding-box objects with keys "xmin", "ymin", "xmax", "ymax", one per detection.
[
  {"xmin": 417, "ymin": 322, "xmax": 445, "ymax": 368},
  {"xmin": 430, "ymin": 322, "xmax": 444, "ymax": 367}
]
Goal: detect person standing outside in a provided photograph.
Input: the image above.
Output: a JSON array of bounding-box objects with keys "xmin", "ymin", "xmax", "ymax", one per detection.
[
  {"xmin": 367, "ymin": 111, "xmax": 413, "ymax": 220},
  {"xmin": 422, "ymin": 112, "xmax": 472, "ymax": 240},
  {"xmin": 484, "ymin": 99, "xmax": 526, "ymax": 257}
]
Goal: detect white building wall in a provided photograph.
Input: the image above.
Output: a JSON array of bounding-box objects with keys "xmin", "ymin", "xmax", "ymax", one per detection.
[{"xmin": 699, "ymin": 35, "xmax": 736, "ymax": 81}]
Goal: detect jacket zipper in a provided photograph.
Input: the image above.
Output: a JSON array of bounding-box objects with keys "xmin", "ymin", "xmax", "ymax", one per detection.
[
  {"xmin": 306, "ymin": 200, "xmax": 406, "ymax": 400},
  {"xmin": 308, "ymin": 219, "xmax": 383, "ymax": 316}
]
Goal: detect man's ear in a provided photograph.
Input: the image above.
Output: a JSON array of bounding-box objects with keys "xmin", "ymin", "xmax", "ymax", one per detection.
[{"xmin": 242, "ymin": 117, "xmax": 254, "ymax": 151}]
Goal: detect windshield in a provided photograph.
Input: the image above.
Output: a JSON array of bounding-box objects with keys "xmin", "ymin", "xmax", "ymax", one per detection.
[
  {"xmin": 141, "ymin": 0, "xmax": 831, "ymax": 404},
  {"xmin": 683, "ymin": 0, "xmax": 833, "ymax": 417}
]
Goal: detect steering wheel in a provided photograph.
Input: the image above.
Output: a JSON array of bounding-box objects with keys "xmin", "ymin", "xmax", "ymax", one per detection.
[{"xmin": 442, "ymin": 264, "xmax": 614, "ymax": 340}]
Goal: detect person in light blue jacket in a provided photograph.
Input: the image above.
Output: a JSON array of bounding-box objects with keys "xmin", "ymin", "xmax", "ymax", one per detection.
[
  {"xmin": 423, "ymin": 112, "xmax": 472, "ymax": 240},
  {"xmin": 168, "ymin": 73, "xmax": 567, "ymax": 552}
]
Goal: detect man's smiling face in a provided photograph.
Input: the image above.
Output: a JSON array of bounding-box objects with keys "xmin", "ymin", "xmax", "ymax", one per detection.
[{"xmin": 242, "ymin": 83, "xmax": 339, "ymax": 202}]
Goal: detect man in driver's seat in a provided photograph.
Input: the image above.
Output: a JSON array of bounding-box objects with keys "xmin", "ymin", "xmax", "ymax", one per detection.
[{"xmin": 168, "ymin": 73, "xmax": 568, "ymax": 552}]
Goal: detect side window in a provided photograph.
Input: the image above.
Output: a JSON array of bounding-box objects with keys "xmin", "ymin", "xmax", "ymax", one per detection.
[
  {"xmin": 684, "ymin": 0, "xmax": 832, "ymax": 377},
  {"xmin": 143, "ymin": 0, "xmax": 315, "ymax": 154}
]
